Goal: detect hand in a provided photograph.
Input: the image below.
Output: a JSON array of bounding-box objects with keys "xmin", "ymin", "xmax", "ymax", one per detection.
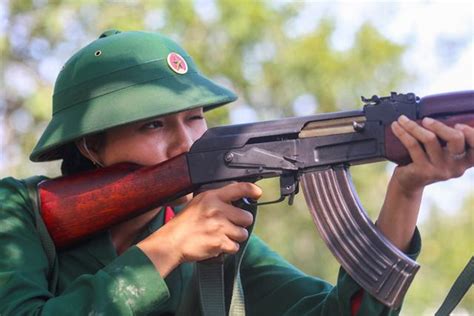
[
  {"xmin": 376, "ymin": 116, "xmax": 473, "ymax": 251},
  {"xmin": 137, "ymin": 182, "xmax": 262, "ymax": 276},
  {"xmin": 390, "ymin": 115, "xmax": 473, "ymax": 196}
]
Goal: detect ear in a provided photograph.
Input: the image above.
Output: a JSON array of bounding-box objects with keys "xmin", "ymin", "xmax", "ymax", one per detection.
[{"xmin": 75, "ymin": 136, "xmax": 104, "ymax": 167}]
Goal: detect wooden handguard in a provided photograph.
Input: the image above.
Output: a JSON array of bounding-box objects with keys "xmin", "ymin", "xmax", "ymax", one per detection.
[
  {"xmin": 385, "ymin": 114, "xmax": 474, "ymax": 165},
  {"xmin": 385, "ymin": 91, "xmax": 474, "ymax": 165}
]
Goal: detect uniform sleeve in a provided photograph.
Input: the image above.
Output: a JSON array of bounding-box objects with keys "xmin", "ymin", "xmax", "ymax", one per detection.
[
  {"xmin": 241, "ymin": 232, "xmax": 421, "ymax": 316},
  {"xmin": 0, "ymin": 177, "xmax": 169, "ymax": 316}
]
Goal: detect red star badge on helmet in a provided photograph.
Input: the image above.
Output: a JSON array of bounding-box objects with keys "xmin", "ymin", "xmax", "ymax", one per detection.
[{"xmin": 167, "ymin": 52, "xmax": 188, "ymax": 74}]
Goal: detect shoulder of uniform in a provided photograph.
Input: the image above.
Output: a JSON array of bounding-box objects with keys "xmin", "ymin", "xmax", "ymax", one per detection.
[{"xmin": 0, "ymin": 175, "xmax": 49, "ymax": 217}]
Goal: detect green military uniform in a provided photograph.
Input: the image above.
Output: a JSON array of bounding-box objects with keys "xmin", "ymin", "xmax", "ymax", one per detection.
[{"xmin": 0, "ymin": 176, "xmax": 421, "ymax": 315}]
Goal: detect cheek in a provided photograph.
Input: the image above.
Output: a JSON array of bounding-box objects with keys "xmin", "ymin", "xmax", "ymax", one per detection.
[
  {"xmin": 99, "ymin": 132, "xmax": 168, "ymax": 166},
  {"xmin": 193, "ymin": 122, "xmax": 208, "ymax": 141}
]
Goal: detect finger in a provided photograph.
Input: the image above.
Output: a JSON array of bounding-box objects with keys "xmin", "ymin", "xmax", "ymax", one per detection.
[
  {"xmin": 220, "ymin": 204, "xmax": 254, "ymax": 227},
  {"xmin": 204, "ymin": 216, "xmax": 249, "ymax": 242},
  {"xmin": 216, "ymin": 182, "xmax": 263, "ymax": 203},
  {"xmin": 225, "ymin": 224, "xmax": 249, "ymax": 243},
  {"xmin": 397, "ymin": 115, "xmax": 444, "ymax": 164},
  {"xmin": 391, "ymin": 119, "xmax": 430, "ymax": 164},
  {"xmin": 220, "ymin": 237, "xmax": 240, "ymax": 255},
  {"xmin": 455, "ymin": 124, "xmax": 474, "ymax": 166},
  {"xmin": 455, "ymin": 124, "xmax": 474, "ymax": 147},
  {"xmin": 422, "ymin": 117, "xmax": 465, "ymax": 155}
]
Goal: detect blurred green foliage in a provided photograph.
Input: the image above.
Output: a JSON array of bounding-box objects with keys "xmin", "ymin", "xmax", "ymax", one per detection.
[{"xmin": 1, "ymin": 0, "xmax": 472, "ymax": 314}]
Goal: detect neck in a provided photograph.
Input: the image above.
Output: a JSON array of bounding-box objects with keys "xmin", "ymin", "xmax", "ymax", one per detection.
[{"xmin": 110, "ymin": 208, "xmax": 161, "ymax": 255}]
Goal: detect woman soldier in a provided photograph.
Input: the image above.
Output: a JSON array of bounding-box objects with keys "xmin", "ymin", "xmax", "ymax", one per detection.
[{"xmin": 0, "ymin": 30, "xmax": 472, "ymax": 315}]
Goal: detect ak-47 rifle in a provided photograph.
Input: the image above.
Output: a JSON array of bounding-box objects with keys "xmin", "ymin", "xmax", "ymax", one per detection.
[{"xmin": 37, "ymin": 90, "xmax": 473, "ymax": 308}]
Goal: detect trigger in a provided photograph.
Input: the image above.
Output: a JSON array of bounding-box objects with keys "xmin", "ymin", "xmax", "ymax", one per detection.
[{"xmin": 280, "ymin": 173, "xmax": 299, "ymax": 205}]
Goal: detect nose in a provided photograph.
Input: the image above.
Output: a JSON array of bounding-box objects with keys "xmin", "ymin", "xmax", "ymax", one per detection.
[{"xmin": 167, "ymin": 123, "xmax": 194, "ymax": 158}]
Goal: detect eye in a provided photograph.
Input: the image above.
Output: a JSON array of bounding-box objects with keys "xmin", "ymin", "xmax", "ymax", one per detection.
[
  {"xmin": 142, "ymin": 120, "xmax": 164, "ymax": 130},
  {"xmin": 189, "ymin": 115, "xmax": 204, "ymax": 121}
]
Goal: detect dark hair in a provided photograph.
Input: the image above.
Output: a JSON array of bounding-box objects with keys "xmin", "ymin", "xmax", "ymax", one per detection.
[
  {"xmin": 60, "ymin": 134, "xmax": 105, "ymax": 175},
  {"xmin": 60, "ymin": 143, "xmax": 96, "ymax": 176}
]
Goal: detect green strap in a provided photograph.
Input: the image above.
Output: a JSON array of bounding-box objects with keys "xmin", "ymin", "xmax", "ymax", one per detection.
[
  {"xmin": 176, "ymin": 203, "xmax": 256, "ymax": 316},
  {"xmin": 228, "ymin": 236, "xmax": 249, "ymax": 316},
  {"xmin": 435, "ymin": 256, "xmax": 474, "ymax": 316},
  {"xmin": 197, "ymin": 202, "xmax": 256, "ymax": 316},
  {"xmin": 197, "ymin": 256, "xmax": 227, "ymax": 315},
  {"xmin": 23, "ymin": 176, "xmax": 59, "ymax": 293}
]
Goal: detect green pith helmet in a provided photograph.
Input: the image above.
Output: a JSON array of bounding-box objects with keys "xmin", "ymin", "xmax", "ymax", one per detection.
[{"xmin": 30, "ymin": 30, "xmax": 237, "ymax": 162}]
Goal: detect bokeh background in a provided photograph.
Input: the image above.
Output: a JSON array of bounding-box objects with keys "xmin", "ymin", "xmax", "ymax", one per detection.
[{"xmin": 1, "ymin": 0, "xmax": 473, "ymax": 314}]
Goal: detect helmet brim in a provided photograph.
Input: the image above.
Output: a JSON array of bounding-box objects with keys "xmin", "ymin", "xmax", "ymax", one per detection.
[{"xmin": 30, "ymin": 71, "xmax": 237, "ymax": 162}]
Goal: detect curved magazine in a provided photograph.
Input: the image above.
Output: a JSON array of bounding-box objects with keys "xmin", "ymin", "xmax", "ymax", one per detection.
[{"xmin": 301, "ymin": 167, "xmax": 420, "ymax": 308}]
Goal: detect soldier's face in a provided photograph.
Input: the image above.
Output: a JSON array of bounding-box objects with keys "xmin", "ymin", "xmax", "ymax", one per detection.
[
  {"xmin": 97, "ymin": 107, "xmax": 207, "ymax": 167},
  {"xmin": 93, "ymin": 107, "xmax": 208, "ymax": 206}
]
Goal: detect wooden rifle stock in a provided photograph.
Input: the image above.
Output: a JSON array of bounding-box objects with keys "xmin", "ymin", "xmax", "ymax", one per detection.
[{"xmin": 38, "ymin": 153, "xmax": 195, "ymax": 248}]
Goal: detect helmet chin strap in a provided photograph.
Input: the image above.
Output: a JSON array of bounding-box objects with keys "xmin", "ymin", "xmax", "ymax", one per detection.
[{"xmin": 82, "ymin": 137, "xmax": 104, "ymax": 167}]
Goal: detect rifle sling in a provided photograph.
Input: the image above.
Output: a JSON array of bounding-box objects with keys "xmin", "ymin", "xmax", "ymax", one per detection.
[
  {"xmin": 435, "ymin": 256, "xmax": 474, "ymax": 316},
  {"xmin": 176, "ymin": 201, "xmax": 256, "ymax": 316},
  {"xmin": 23, "ymin": 176, "xmax": 59, "ymax": 294},
  {"xmin": 198, "ymin": 201, "xmax": 256, "ymax": 316}
]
